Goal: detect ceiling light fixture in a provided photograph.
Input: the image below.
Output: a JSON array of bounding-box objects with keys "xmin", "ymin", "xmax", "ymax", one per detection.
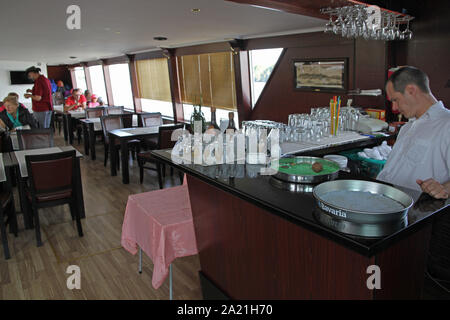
[
  {"xmin": 69, "ymin": 56, "xmax": 77, "ymax": 59},
  {"xmin": 191, "ymin": 8, "xmax": 200, "ymax": 13},
  {"xmin": 153, "ymin": 36, "xmax": 168, "ymax": 41}
]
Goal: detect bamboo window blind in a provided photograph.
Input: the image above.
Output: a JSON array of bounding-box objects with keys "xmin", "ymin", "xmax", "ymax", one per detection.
[
  {"xmin": 177, "ymin": 52, "xmax": 237, "ymax": 111},
  {"xmin": 135, "ymin": 58, "xmax": 172, "ymax": 102}
]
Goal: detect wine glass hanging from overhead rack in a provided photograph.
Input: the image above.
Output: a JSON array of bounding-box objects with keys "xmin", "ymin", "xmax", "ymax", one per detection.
[{"xmin": 320, "ymin": 5, "xmax": 414, "ymax": 41}]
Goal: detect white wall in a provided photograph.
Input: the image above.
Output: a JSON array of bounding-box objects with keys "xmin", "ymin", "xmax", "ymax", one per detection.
[{"xmin": 0, "ymin": 60, "xmax": 48, "ymax": 110}]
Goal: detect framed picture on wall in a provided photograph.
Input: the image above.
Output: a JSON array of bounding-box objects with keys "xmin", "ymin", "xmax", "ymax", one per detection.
[{"xmin": 293, "ymin": 58, "xmax": 348, "ymax": 92}]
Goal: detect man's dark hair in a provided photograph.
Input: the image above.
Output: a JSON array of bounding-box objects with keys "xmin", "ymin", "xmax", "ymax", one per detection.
[
  {"xmin": 25, "ymin": 66, "xmax": 41, "ymax": 75},
  {"xmin": 387, "ymin": 66, "xmax": 430, "ymax": 94},
  {"xmin": 73, "ymin": 88, "xmax": 82, "ymax": 93}
]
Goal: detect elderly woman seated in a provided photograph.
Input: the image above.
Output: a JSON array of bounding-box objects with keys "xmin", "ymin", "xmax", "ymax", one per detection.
[{"xmin": 0, "ymin": 95, "xmax": 37, "ymax": 131}]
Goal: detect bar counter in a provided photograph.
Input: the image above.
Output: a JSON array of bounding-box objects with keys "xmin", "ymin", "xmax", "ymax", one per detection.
[{"xmin": 151, "ymin": 148, "xmax": 449, "ymax": 299}]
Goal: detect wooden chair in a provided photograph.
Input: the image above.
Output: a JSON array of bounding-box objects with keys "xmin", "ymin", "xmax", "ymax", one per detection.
[
  {"xmin": 137, "ymin": 124, "xmax": 184, "ymax": 187},
  {"xmin": 100, "ymin": 115, "xmax": 140, "ymax": 169},
  {"xmin": 85, "ymin": 107, "xmax": 105, "ymax": 119},
  {"xmin": 25, "ymin": 150, "xmax": 83, "ymax": 247},
  {"xmin": 105, "ymin": 106, "xmax": 124, "ymax": 115},
  {"xmin": 17, "ymin": 128, "xmax": 54, "ymax": 150},
  {"xmin": 140, "ymin": 113, "xmax": 163, "ymax": 150},
  {"xmin": 85, "ymin": 107, "xmax": 105, "ymax": 143},
  {"xmin": 0, "ymin": 189, "xmax": 18, "ymax": 259}
]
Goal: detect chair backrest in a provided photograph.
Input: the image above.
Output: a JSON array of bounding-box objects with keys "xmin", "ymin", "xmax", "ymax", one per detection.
[
  {"xmin": 17, "ymin": 129, "xmax": 54, "ymax": 150},
  {"xmin": 100, "ymin": 115, "xmax": 123, "ymax": 144},
  {"xmin": 158, "ymin": 124, "xmax": 184, "ymax": 149},
  {"xmin": 105, "ymin": 106, "xmax": 124, "ymax": 115},
  {"xmin": 140, "ymin": 113, "xmax": 163, "ymax": 128},
  {"xmin": 25, "ymin": 150, "xmax": 76, "ymax": 196},
  {"xmin": 85, "ymin": 107, "xmax": 105, "ymax": 119},
  {"xmin": 121, "ymin": 113, "xmax": 133, "ymax": 128}
]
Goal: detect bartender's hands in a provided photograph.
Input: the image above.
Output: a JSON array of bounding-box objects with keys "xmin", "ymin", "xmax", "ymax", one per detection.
[
  {"xmin": 24, "ymin": 93, "xmax": 32, "ymax": 99},
  {"xmin": 416, "ymin": 178, "xmax": 449, "ymax": 199}
]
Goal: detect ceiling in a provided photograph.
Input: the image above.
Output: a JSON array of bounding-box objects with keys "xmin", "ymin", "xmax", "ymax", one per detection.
[{"xmin": 0, "ymin": 0, "xmax": 325, "ymax": 65}]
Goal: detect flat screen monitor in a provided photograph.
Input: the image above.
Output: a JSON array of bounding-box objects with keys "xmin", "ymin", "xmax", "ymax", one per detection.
[{"xmin": 10, "ymin": 71, "xmax": 34, "ymax": 85}]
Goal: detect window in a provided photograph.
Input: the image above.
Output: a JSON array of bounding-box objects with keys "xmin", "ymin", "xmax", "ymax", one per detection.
[
  {"xmin": 177, "ymin": 52, "xmax": 237, "ymax": 111},
  {"xmin": 183, "ymin": 104, "xmax": 239, "ymax": 130},
  {"xmin": 88, "ymin": 65, "xmax": 108, "ymax": 104},
  {"xmin": 135, "ymin": 58, "xmax": 173, "ymax": 117},
  {"xmin": 249, "ymin": 48, "xmax": 283, "ymax": 107},
  {"xmin": 109, "ymin": 63, "xmax": 134, "ymax": 110},
  {"xmin": 73, "ymin": 67, "xmax": 87, "ymax": 92},
  {"xmin": 141, "ymin": 99, "xmax": 174, "ymax": 118}
]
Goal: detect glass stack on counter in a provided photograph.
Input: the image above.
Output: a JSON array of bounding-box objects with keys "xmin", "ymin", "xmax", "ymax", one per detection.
[{"xmin": 285, "ymin": 107, "xmax": 362, "ymax": 143}]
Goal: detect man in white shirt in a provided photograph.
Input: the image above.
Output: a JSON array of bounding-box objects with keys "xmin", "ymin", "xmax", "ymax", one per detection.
[{"xmin": 377, "ymin": 66, "xmax": 450, "ymax": 199}]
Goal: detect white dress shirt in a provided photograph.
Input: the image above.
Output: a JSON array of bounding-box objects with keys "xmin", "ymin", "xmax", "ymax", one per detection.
[{"xmin": 377, "ymin": 101, "xmax": 450, "ymax": 191}]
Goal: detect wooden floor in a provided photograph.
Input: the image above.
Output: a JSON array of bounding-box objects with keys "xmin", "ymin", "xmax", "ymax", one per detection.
[{"xmin": 0, "ymin": 130, "xmax": 202, "ymax": 300}]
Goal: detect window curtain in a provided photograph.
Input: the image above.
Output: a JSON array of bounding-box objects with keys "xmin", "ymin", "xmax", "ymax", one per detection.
[
  {"xmin": 135, "ymin": 58, "xmax": 172, "ymax": 102},
  {"xmin": 177, "ymin": 51, "xmax": 237, "ymax": 111}
]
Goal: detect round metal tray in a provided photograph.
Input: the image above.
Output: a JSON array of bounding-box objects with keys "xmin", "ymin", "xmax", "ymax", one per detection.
[
  {"xmin": 272, "ymin": 156, "xmax": 340, "ymax": 184},
  {"xmin": 312, "ymin": 180, "xmax": 414, "ymax": 237},
  {"xmin": 313, "ymin": 208, "xmax": 408, "ymax": 238}
]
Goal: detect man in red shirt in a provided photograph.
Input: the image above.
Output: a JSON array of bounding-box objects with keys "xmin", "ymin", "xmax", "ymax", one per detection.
[
  {"xmin": 24, "ymin": 66, "xmax": 53, "ymax": 128},
  {"xmin": 64, "ymin": 88, "xmax": 87, "ymax": 112}
]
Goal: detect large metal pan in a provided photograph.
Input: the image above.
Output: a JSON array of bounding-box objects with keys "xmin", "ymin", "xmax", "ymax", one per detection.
[
  {"xmin": 271, "ymin": 156, "xmax": 340, "ymax": 184},
  {"xmin": 312, "ymin": 180, "xmax": 414, "ymax": 237}
]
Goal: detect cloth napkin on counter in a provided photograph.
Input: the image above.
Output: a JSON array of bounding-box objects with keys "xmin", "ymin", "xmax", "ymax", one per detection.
[{"xmin": 358, "ymin": 141, "xmax": 392, "ymax": 161}]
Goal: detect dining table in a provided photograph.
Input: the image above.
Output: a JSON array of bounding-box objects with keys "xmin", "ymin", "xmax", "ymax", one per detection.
[
  {"xmin": 62, "ymin": 110, "xmax": 86, "ymax": 144},
  {"xmin": 80, "ymin": 114, "xmax": 139, "ymax": 160},
  {"xmin": 108, "ymin": 126, "xmax": 162, "ymax": 184}
]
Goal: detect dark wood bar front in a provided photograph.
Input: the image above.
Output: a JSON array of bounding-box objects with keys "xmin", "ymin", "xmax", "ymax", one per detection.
[{"xmin": 152, "ymin": 149, "xmax": 449, "ymax": 299}]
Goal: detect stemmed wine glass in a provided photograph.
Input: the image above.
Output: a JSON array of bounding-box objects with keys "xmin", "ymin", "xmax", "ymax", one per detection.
[{"xmin": 402, "ymin": 19, "xmax": 413, "ymax": 40}]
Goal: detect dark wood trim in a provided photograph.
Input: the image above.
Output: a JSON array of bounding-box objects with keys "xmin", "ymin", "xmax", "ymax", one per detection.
[
  {"xmin": 127, "ymin": 54, "xmax": 141, "ymax": 113},
  {"xmin": 101, "ymin": 62, "xmax": 114, "ymax": 106},
  {"xmin": 225, "ymin": 0, "xmax": 412, "ymax": 20},
  {"xmin": 174, "ymin": 41, "xmax": 233, "ymax": 56},
  {"xmin": 102, "ymin": 55, "xmax": 129, "ymax": 65},
  {"xmin": 85, "ymin": 60, "xmax": 103, "ymax": 67},
  {"xmin": 233, "ymin": 50, "xmax": 252, "ymax": 125},
  {"xmin": 246, "ymin": 31, "xmax": 353, "ymax": 50},
  {"xmin": 134, "ymin": 50, "xmax": 165, "ymax": 61},
  {"xmin": 167, "ymin": 51, "xmax": 184, "ymax": 123}
]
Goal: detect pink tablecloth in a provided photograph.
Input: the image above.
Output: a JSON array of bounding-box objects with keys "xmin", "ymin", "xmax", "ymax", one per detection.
[{"xmin": 121, "ymin": 180, "xmax": 198, "ymax": 289}]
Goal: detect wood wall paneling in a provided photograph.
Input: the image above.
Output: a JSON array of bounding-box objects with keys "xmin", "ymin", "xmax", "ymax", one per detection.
[
  {"xmin": 374, "ymin": 223, "xmax": 432, "ymax": 299},
  {"xmin": 249, "ymin": 34, "xmax": 356, "ymax": 123},
  {"xmin": 187, "ymin": 175, "xmax": 374, "ymax": 299},
  {"xmin": 47, "ymin": 65, "xmax": 72, "ymax": 87},
  {"xmin": 353, "ymin": 39, "xmax": 387, "ymax": 109},
  {"xmin": 233, "ymin": 50, "xmax": 252, "ymax": 124},
  {"xmin": 393, "ymin": 0, "xmax": 450, "ymax": 107}
]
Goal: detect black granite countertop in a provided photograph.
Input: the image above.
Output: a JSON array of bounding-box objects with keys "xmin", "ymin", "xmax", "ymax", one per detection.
[{"xmin": 151, "ymin": 149, "xmax": 449, "ymax": 256}]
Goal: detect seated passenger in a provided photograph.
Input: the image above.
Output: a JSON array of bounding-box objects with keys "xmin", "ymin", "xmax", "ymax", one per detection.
[
  {"xmin": 87, "ymin": 94, "xmax": 100, "ymax": 108},
  {"xmin": 64, "ymin": 88, "xmax": 86, "ymax": 112},
  {"xmin": 0, "ymin": 95, "xmax": 37, "ymax": 131}
]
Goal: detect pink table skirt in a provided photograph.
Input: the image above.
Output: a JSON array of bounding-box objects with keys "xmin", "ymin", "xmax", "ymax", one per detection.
[{"xmin": 121, "ymin": 181, "xmax": 198, "ymax": 289}]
